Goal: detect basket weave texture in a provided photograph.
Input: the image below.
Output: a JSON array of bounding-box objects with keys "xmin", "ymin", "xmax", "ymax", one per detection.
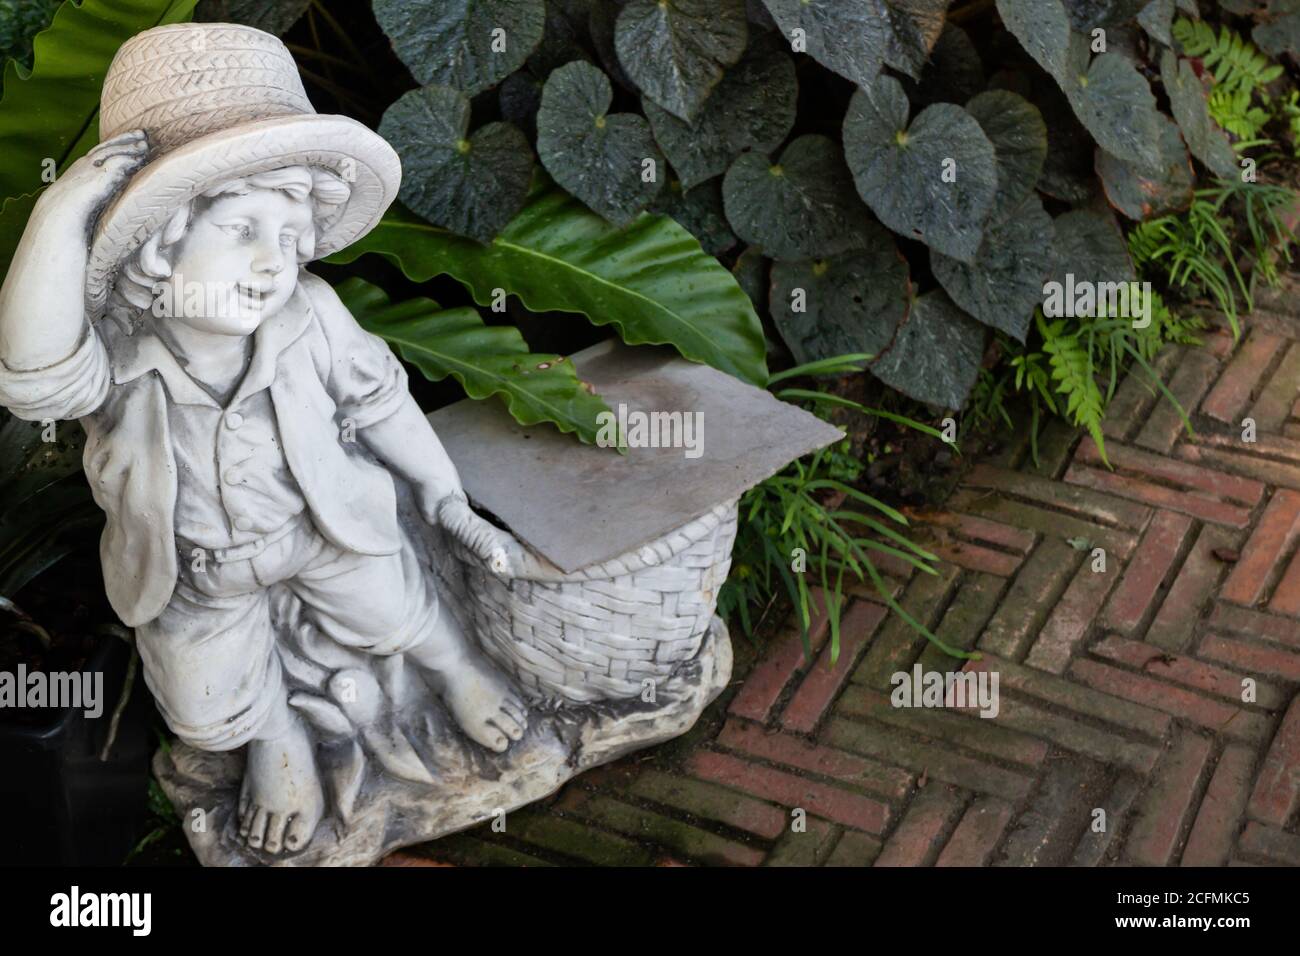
[{"xmin": 452, "ymin": 501, "xmax": 739, "ymax": 703}]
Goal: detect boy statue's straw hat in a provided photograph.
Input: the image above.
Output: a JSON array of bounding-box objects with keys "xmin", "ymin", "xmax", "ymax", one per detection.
[{"xmin": 84, "ymin": 22, "xmax": 401, "ymax": 317}]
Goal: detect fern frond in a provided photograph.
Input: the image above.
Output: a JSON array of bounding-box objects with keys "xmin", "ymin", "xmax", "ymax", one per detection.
[
  {"xmin": 1038, "ymin": 315, "xmax": 1109, "ymax": 466},
  {"xmin": 1173, "ymin": 18, "xmax": 1284, "ymax": 96}
]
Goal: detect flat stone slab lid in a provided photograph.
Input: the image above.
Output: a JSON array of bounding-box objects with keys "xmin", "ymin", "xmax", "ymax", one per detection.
[{"xmin": 428, "ymin": 339, "xmax": 844, "ymax": 573}]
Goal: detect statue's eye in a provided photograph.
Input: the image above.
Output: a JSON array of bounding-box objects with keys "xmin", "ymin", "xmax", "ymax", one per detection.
[
  {"xmin": 220, "ymin": 223, "xmax": 252, "ymax": 240},
  {"xmin": 279, "ymin": 231, "xmax": 297, "ymax": 249}
]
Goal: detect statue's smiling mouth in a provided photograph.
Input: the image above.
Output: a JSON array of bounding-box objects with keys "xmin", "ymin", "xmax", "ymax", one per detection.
[{"xmin": 237, "ymin": 284, "xmax": 272, "ymax": 308}]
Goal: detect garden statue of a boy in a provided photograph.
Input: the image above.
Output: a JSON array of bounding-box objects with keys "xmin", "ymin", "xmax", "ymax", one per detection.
[{"xmin": 0, "ymin": 23, "xmax": 530, "ymax": 857}]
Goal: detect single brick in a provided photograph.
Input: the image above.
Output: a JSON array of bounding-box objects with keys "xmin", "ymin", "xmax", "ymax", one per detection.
[
  {"xmin": 685, "ymin": 750, "xmax": 892, "ymax": 834},
  {"xmin": 1176, "ymin": 441, "xmax": 1300, "ymax": 491},
  {"xmin": 935, "ymin": 796, "xmax": 1015, "ymax": 866},
  {"xmin": 1076, "ymin": 437, "xmax": 1265, "ymax": 507},
  {"xmin": 1024, "ymin": 556, "xmax": 1120, "ymax": 674},
  {"xmin": 1187, "ymin": 428, "xmax": 1300, "ymax": 462},
  {"xmin": 1198, "ymin": 633, "xmax": 1300, "ymax": 682},
  {"xmin": 781, "ymin": 600, "xmax": 886, "ymax": 733},
  {"xmin": 873, "ymin": 784, "xmax": 967, "ymax": 867},
  {"xmin": 964, "ymin": 464, "xmax": 1151, "ymax": 530},
  {"xmin": 1146, "ymin": 524, "xmax": 1242, "ymax": 652},
  {"xmin": 1201, "ymin": 328, "xmax": 1284, "ymax": 424},
  {"xmin": 1134, "ymin": 348, "xmax": 1221, "ymax": 453},
  {"xmin": 1065, "ymin": 463, "xmax": 1253, "ymax": 528},
  {"xmin": 1102, "ymin": 509, "xmax": 1194, "ymax": 635},
  {"xmin": 1246, "ymin": 696, "xmax": 1300, "ymax": 826},
  {"xmin": 507, "ymin": 812, "xmax": 658, "ymax": 866},
  {"xmin": 1091, "ymin": 635, "xmax": 1288, "ymax": 710},
  {"xmin": 966, "ymin": 654, "xmax": 1171, "ymax": 739},
  {"xmin": 718, "ymin": 718, "xmax": 913, "ymax": 801},
  {"xmin": 907, "ymin": 507, "xmax": 1037, "ymax": 554},
  {"xmin": 822, "ymin": 717, "xmax": 1036, "ymax": 801},
  {"xmin": 1236, "ymin": 822, "xmax": 1300, "ymax": 866},
  {"xmin": 628, "ymin": 768, "xmax": 788, "ymax": 840},
  {"xmin": 946, "ymin": 488, "xmax": 1140, "ymax": 560},
  {"xmin": 1248, "ymin": 340, "xmax": 1300, "ymax": 432},
  {"xmin": 1068, "ymin": 658, "xmax": 1268, "ymax": 742},
  {"xmin": 729, "ymin": 589, "xmax": 832, "ymax": 722},
  {"xmin": 1207, "ymin": 602, "xmax": 1300, "ymax": 648},
  {"xmin": 1124, "ymin": 730, "xmax": 1214, "ymax": 866},
  {"xmin": 835, "ymin": 687, "xmax": 1049, "ymax": 766},
  {"xmin": 566, "ymin": 794, "xmax": 766, "ymax": 866},
  {"xmin": 824, "ymin": 829, "xmax": 883, "ymax": 866},
  {"xmin": 926, "ymin": 538, "xmax": 1023, "ymax": 577},
  {"xmin": 1182, "ymin": 744, "xmax": 1255, "ymax": 866},
  {"xmin": 763, "ymin": 815, "xmax": 838, "ymax": 866},
  {"xmin": 1221, "ymin": 489, "xmax": 1300, "ymax": 606},
  {"xmin": 978, "ymin": 537, "xmax": 1081, "ymax": 659}
]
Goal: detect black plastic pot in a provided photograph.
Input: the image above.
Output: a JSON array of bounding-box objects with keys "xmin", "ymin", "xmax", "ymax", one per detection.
[{"xmin": 0, "ymin": 633, "xmax": 156, "ymax": 865}]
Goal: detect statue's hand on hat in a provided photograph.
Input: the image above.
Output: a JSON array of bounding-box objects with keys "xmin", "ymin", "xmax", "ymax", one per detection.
[{"xmin": 41, "ymin": 129, "xmax": 149, "ymax": 216}]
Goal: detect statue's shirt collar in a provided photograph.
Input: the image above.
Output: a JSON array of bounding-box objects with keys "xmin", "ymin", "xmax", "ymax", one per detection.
[{"xmin": 108, "ymin": 284, "xmax": 315, "ymax": 407}]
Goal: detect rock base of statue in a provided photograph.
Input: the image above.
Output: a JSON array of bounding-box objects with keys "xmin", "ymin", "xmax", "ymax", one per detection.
[{"xmin": 153, "ymin": 616, "xmax": 731, "ymax": 867}]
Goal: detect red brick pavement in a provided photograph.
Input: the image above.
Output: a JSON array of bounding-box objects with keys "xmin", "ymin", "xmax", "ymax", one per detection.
[{"xmin": 393, "ymin": 290, "xmax": 1300, "ymax": 868}]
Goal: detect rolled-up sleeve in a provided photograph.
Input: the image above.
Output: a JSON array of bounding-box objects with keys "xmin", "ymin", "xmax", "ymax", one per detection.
[
  {"xmin": 303, "ymin": 273, "xmax": 412, "ymax": 430},
  {"xmin": 0, "ymin": 327, "xmax": 110, "ymax": 421}
]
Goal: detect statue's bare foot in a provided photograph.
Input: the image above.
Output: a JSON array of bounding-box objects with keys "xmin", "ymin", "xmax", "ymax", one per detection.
[
  {"xmin": 424, "ymin": 653, "xmax": 529, "ymax": 753},
  {"xmin": 238, "ymin": 713, "xmax": 324, "ymax": 855}
]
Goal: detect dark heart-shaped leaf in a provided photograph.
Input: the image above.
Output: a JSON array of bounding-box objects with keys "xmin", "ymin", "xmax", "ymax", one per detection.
[
  {"xmin": 614, "ymin": 0, "xmax": 748, "ymax": 121},
  {"xmin": 722, "ymin": 134, "xmax": 874, "ymax": 260},
  {"xmin": 1137, "ymin": 0, "xmax": 1174, "ymax": 45},
  {"xmin": 651, "ymin": 179, "xmax": 738, "ymax": 257},
  {"xmin": 1095, "ymin": 113, "xmax": 1193, "ymax": 220},
  {"xmin": 1160, "ymin": 49, "xmax": 1240, "ymax": 179},
  {"xmin": 1050, "ymin": 208, "xmax": 1136, "ymax": 292},
  {"xmin": 906, "ymin": 23, "xmax": 985, "ymax": 106},
  {"xmin": 996, "ymin": 0, "xmax": 1073, "ymax": 81},
  {"xmin": 998, "ymin": 0, "xmax": 1163, "ymax": 172},
  {"xmin": 931, "ymin": 193, "xmax": 1055, "ymax": 342},
  {"xmin": 196, "ymin": 0, "xmax": 310, "ymax": 35},
  {"xmin": 537, "ymin": 61, "xmax": 665, "ymax": 225},
  {"xmin": 843, "ymin": 74, "xmax": 998, "ymax": 263},
  {"xmin": 761, "ymin": 0, "xmax": 890, "ymax": 88},
  {"xmin": 1062, "ymin": 40, "xmax": 1165, "ymax": 173},
  {"xmin": 645, "ymin": 33, "xmax": 797, "ymax": 190},
  {"xmin": 770, "ymin": 236, "xmax": 912, "ymax": 365},
  {"xmin": 1010, "ymin": 74, "xmax": 1097, "ymax": 202},
  {"xmin": 883, "ymin": 0, "xmax": 951, "ymax": 79},
  {"xmin": 869, "ymin": 291, "xmax": 985, "ymax": 409},
  {"xmin": 373, "ymin": 0, "xmax": 546, "ymax": 95},
  {"xmin": 965, "ymin": 90, "xmax": 1047, "ymax": 219},
  {"xmin": 379, "ymin": 85, "xmax": 533, "ymax": 243}
]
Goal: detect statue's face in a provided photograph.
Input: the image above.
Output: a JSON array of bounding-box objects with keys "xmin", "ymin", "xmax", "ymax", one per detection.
[{"xmin": 162, "ymin": 188, "xmax": 312, "ymax": 335}]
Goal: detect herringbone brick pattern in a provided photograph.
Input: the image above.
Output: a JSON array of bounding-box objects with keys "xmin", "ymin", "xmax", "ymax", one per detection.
[{"xmin": 392, "ymin": 290, "xmax": 1300, "ymax": 867}]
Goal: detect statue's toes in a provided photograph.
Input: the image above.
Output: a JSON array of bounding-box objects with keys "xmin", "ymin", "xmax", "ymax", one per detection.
[
  {"xmin": 491, "ymin": 712, "xmax": 525, "ymax": 742},
  {"xmin": 263, "ymin": 813, "xmax": 289, "ymax": 854},
  {"xmin": 244, "ymin": 806, "xmax": 269, "ymax": 848}
]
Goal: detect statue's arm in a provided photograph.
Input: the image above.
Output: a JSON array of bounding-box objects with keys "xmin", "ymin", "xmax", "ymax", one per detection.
[
  {"xmin": 301, "ymin": 271, "xmax": 465, "ymax": 520},
  {"xmin": 0, "ymin": 132, "xmax": 149, "ymax": 373}
]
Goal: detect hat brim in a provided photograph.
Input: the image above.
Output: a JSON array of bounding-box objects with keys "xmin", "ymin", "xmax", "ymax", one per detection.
[{"xmin": 85, "ymin": 113, "xmax": 401, "ymax": 317}]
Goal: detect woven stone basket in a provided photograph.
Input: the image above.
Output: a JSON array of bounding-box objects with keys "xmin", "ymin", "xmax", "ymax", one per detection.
[{"xmin": 440, "ymin": 498, "xmax": 739, "ymax": 704}]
